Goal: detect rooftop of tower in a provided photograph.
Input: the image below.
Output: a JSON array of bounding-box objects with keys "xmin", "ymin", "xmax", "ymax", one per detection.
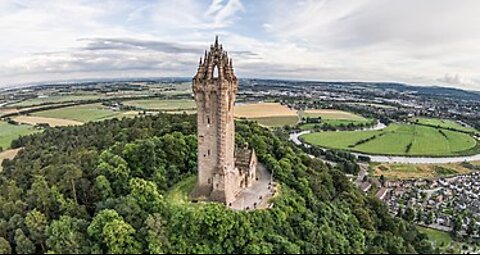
[{"xmin": 194, "ymin": 36, "xmax": 236, "ymax": 81}]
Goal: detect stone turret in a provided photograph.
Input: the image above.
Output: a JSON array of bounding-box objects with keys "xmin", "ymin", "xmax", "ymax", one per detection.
[{"xmin": 192, "ymin": 36, "xmax": 256, "ymax": 206}]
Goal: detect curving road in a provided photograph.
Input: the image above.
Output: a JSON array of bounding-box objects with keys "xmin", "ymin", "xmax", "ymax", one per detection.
[{"xmin": 289, "ymin": 123, "xmax": 480, "ymax": 164}]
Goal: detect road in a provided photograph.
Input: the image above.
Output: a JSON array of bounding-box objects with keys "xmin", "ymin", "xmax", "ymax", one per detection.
[{"xmin": 230, "ymin": 163, "xmax": 275, "ymax": 210}]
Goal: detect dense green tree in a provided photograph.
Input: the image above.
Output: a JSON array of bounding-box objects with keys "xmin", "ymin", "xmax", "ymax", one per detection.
[
  {"xmin": 87, "ymin": 209, "xmax": 141, "ymax": 254},
  {"xmin": 46, "ymin": 216, "xmax": 90, "ymax": 254},
  {"xmin": 0, "ymin": 114, "xmax": 431, "ymax": 254},
  {"xmin": 14, "ymin": 228, "xmax": 35, "ymax": 254},
  {"xmin": 141, "ymin": 213, "xmax": 169, "ymax": 254},
  {"xmin": 0, "ymin": 237, "xmax": 11, "ymax": 254},
  {"xmin": 25, "ymin": 209, "xmax": 47, "ymax": 252},
  {"xmin": 403, "ymin": 207, "xmax": 416, "ymax": 223}
]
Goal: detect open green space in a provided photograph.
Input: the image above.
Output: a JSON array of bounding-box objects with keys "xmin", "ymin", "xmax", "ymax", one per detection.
[
  {"xmin": 249, "ymin": 116, "xmax": 299, "ymax": 127},
  {"xmin": 417, "ymin": 226, "xmax": 453, "ymax": 246},
  {"xmin": 165, "ymin": 175, "xmax": 197, "ymax": 204},
  {"xmin": 0, "ymin": 121, "xmax": 39, "ymax": 150},
  {"xmin": 122, "ymin": 99, "xmax": 195, "ymax": 111},
  {"xmin": 300, "ymin": 119, "xmax": 374, "ymax": 130},
  {"xmin": 412, "ymin": 117, "xmax": 477, "ymax": 133},
  {"xmin": 10, "ymin": 94, "xmax": 105, "ymax": 107},
  {"xmin": 301, "ymin": 123, "xmax": 478, "ymax": 156},
  {"xmin": 32, "ymin": 103, "xmax": 133, "ymax": 123},
  {"xmin": 300, "ymin": 109, "xmax": 367, "ymax": 120},
  {"xmin": 299, "ymin": 109, "xmax": 373, "ymax": 130}
]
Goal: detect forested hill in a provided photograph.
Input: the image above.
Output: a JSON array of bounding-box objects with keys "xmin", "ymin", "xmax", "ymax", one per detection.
[{"xmin": 0, "ymin": 113, "xmax": 432, "ymax": 254}]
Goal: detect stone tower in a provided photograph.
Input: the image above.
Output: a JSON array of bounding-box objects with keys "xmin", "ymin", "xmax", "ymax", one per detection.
[{"xmin": 192, "ymin": 36, "xmax": 256, "ymax": 205}]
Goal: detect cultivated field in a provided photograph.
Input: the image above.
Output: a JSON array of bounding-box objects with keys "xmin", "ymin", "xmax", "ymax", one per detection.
[
  {"xmin": 122, "ymin": 99, "xmax": 195, "ymax": 111},
  {"xmin": 9, "ymin": 94, "xmax": 105, "ymax": 107},
  {"xmin": 13, "ymin": 115, "xmax": 82, "ymax": 127},
  {"xmin": 235, "ymin": 102, "xmax": 297, "ymax": 118},
  {"xmin": 300, "ymin": 109, "xmax": 372, "ymax": 129},
  {"xmin": 0, "ymin": 121, "xmax": 39, "ymax": 149},
  {"xmin": 300, "ymin": 109, "xmax": 366, "ymax": 120},
  {"xmin": 412, "ymin": 117, "xmax": 477, "ymax": 133},
  {"xmin": 249, "ymin": 116, "xmax": 299, "ymax": 127},
  {"xmin": 234, "ymin": 103, "xmax": 299, "ymax": 127},
  {"xmin": 32, "ymin": 103, "xmax": 136, "ymax": 123},
  {"xmin": 0, "ymin": 148, "xmax": 21, "ymax": 171},
  {"xmin": 372, "ymin": 162, "xmax": 472, "ymax": 179},
  {"xmin": 301, "ymin": 123, "xmax": 478, "ymax": 156},
  {"xmin": 0, "ymin": 108, "xmax": 19, "ymax": 117}
]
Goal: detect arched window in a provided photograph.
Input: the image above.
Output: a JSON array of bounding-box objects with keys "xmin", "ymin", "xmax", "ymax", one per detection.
[{"xmin": 213, "ymin": 65, "xmax": 220, "ymax": 78}]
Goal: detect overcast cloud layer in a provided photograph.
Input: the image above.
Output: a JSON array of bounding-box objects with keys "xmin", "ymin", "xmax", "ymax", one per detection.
[{"xmin": 1, "ymin": 0, "xmax": 480, "ymax": 90}]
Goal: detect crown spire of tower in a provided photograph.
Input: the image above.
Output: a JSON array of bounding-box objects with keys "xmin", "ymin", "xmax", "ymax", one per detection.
[{"xmin": 214, "ymin": 35, "xmax": 219, "ymax": 47}]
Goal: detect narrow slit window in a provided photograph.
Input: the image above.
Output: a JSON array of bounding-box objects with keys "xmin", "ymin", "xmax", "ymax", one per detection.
[{"xmin": 214, "ymin": 65, "xmax": 219, "ymax": 78}]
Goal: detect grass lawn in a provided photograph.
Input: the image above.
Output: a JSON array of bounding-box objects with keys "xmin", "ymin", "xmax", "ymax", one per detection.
[
  {"xmin": 412, "ymin": 117, "xmax": 477, "ymax": 133},
  {"xmin": 0, "ymin": 121, "xmax": 39, "ymax": 150},
  {"xmin": 372, "ymin": 162, "xmax": 471, "ymax": 179},
  {"xmin": 32, "ymin": 103, "xmax": 135, "ymax": 123},
  {"xmin": 249, "ymin": 116, "xmax": 299, "ymax": 127},
  {"xmin": 417, "ymin": 226, "xmax": 453, "ymax": 246},
  {"xmin": 165, "ymin": 175, "xmax": 197, "ymax": 204},
  {"xmin": 123, "ymin": 99, "xmax": 195, "ymax": 111},
  {"xmin": 301, "ymin": 123, "xmax": 478, "ymax": 156}
]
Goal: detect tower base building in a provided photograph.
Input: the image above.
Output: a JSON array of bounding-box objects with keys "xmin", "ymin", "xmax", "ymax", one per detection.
[{"xmin": 191, "ymin": 37, "xmax": 258, "ymax": 206}]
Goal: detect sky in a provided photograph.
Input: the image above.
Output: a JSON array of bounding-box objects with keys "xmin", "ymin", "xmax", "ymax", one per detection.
[{"xmin": 1, "ymin": 0, "xmax": 480, "ymax": 91}]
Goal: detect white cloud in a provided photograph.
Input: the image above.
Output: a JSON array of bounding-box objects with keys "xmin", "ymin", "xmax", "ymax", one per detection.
[{"xmin": 0, "ymin": 0, "xmax": 480, "ymax": 91}]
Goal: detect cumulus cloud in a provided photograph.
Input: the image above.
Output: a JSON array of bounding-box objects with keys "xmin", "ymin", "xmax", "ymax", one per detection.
[{"xmin": 1, "ymin": 0, "xmax": 480, "ymax": 91}]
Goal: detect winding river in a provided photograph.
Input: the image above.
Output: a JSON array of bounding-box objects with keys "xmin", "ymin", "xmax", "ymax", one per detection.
[{"xmin": 289, "ymin": 123, "xmax": 480, "ymax": 164}]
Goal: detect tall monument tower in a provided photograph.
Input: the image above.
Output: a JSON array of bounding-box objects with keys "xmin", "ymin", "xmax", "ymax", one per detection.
[{"xmin": 192, "ymin": 36, "xmax": 257, "ymax": 205}]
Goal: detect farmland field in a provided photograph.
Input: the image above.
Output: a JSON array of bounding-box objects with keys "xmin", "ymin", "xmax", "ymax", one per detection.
[
  {"xmin": 122, "ymin": 99, "xmax": 195, "ymax": 111},
  {"xmin": 0, "ymin": 121, "xmax": 39, "ymax": 149},
  {"xmin": 300, "ymin": 109, "xmax": 372, "ymax": 129},
  {"xmin": 249, "ymin": 116, "xmax": 299, "ymax": 127},
  {"xmin": 13, "ymin": 116, "xmax": 83, "ymax": 127},
  {"xmin": 9, "ymin": 94, "xmax": 105, "ymax": 107},
  {"xmin": 412, "ymin": 117, "xmax": 477, "ymax": 133},
  {"xmin": 234, "ymin": 102, "xmax": 297, "ymax": 118},
  {"xmin": 234, "ymin": 103, "xmax": 298, "ymax": 127},
  {"xmin": 301, "ymin": 123, "xmax": 478, "ymax": 156},
  {"xmin": 372, "ymin": 162, "xmax": 472, "ymax": 179},
  {"xmin": 300, "ymin": 119, "xmax": 373, "ymax": 130},
  {"xmin": 300, "ymin": 109, "xmax": 366, "ymax": 120},
  {"xmin": 32, "ymin": 103, "xmax": 137, "ymax": 123},
  {"xmin": 0, "ymin": 148, "xmax": 21, "ymax": 171}
]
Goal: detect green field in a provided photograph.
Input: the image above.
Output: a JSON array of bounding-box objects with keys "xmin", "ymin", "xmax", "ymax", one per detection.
[
  {"xmin": 123, "ymin": 99, "xmax": 195, "ymax": 111},
  {"xmin": 300, "ymin": 109, "xmax": 367, "ymax": 120},
  {"xmin": 417, "ymin": 226, "xmax": 453, "ymax": 246},
  {"xmin": 0, "ymin": 121, "xmax": 39, "ymax": 149},
  {"xmin": 412, "ymin": 117, "xmax": 477, "ymax": 133},
  {"xmin": 250, "ymin": 116, "xmax": 299, "ymax": 127},
  {"xmin": 10, "ymin": 94, "xmax": 105, "ymax": 107},
  {"xmin": 301, "ymin": 123, "xmax": 478, "ymax": 156},
  {"xmin": 300, "ymin": 119, "xmax": 373, "ymax": 130},
  {"xmin": 300, "ymin": 109, "xmax": 372, "ymax": 130},
  {"xmin": 165, "ymin": 175, "xmax": 197, "ymax": 204},
  {"xmin": 32, "ymin": 103, "xmax": 133, "ymax": 123}
]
